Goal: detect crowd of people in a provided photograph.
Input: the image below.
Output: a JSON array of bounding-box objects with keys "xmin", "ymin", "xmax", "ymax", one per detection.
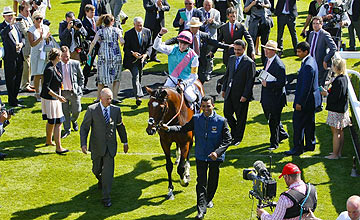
[{"xmin": 0, "ymin": 0, "xmax": 359, "ymax": 218}]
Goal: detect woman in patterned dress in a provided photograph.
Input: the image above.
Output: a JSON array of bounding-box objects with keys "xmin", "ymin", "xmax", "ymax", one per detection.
[
  {"xmin": 88, "ymin": 14, "xmax": 124, "ymax": 102},
  {"xmin": 321, "ymin": 58, "xmax": 351, "ymax": 159}
]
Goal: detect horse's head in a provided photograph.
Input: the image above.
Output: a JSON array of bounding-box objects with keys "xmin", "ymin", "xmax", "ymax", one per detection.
[{"xmin": 146, "ymin": 87, "xmax": 168, "ymax": 135}]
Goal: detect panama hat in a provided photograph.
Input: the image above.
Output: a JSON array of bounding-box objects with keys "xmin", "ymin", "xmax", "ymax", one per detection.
[
  {"xmin": 2, "ymin": 6, "xmax": 15, "ymax": 16},
  {"xmin": 187, "ymin": 17, "xmax": 203, "ymax": 27},
  {"xmin": 261, "ymin": 40, "xmax": 281, "ymax": 51}
]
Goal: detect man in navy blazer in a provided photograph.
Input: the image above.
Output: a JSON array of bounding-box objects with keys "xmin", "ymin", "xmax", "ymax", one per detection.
[
  {"xmin": 221, "ymin": 39, "xmax": 256, "ymax": 146},
  {"xmin": 0, "ymin": 7, "xmax": 24, "ymax": 107},
  {"xmin": 259, "ymin": 41, "xmax": 289, "ymax": 150},
  {"xmin": 173, "ymin": 0, "xmax": 204, "ymax": 33},
  {"xmin": 285, "ymin": 42, "xmax": 321, "ymax": 156}
]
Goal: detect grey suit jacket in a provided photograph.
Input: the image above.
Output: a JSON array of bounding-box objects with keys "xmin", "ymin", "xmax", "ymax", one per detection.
[
  {"xmin": 200, "ymin": 7, "xmax": 222, "ymax": 39},
  {"xmin": 80, "ymin": 103, "xmax": 128, "ymax": 159},
  {"xmin": 57, "ymin": 59, "xmax": 84, "ymax": 96},
  {"xmin": 16, "ymin": 14, "xmax": 33, "ymax": 56},
  {"xmin": 307, "ymin": 28, "xmax": 337, "ymax": 73}
]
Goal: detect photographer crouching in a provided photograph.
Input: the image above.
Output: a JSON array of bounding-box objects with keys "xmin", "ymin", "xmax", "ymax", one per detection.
[
  {"xmin": 0, "ymin": 98, "xmax": 14, "ymax": 160},
  {"xmin": 257, "ymin": 163, "xmax": 317, "ymax": 220},
  {"xmin": 59, "ymin": 11, "xmax": 88, "ymax": 61}
]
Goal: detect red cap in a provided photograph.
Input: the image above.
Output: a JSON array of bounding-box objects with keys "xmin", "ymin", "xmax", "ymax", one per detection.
[{"xmin": 279, "ymin": 163, "xmax": 301, "ymax": 179}]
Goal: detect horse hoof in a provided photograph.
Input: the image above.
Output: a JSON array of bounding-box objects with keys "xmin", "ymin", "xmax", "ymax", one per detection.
[
  {"xmin": 180, "ymin": 179, "xmax": 189, "ymax": 187},
  {"xmin": 166, "ymin": 194, "xmax": 175, "ymax": 200}
]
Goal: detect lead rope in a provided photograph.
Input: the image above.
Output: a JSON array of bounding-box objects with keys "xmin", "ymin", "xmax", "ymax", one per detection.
[{"xmin": 163, "ymin": 91, "xmax": 184, "ymax": 126}]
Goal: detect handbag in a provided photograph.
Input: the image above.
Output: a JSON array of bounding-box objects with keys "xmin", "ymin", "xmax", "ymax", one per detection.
[{"xmin": 43, "ymin": 36, "xmax": 60, "ymax": 52}]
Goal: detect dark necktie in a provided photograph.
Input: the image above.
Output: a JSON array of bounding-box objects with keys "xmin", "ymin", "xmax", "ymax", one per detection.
[
  {"xmin": 310, "ymin": 33, "xmax": 318, "ymax": 57},
  {"xmin": 230, "ymin": 23, "xmax": 234, "ymax": 39},
  {"xmin": 235, "ymin": 57, "xmax": 241, "ymax": 69},
  {"xmin": 104, "ymin": 108, "xmax": 109, "ymax": 124},
  {"xmin": 205, "ymin": 12, "xmax": 210, "ymax": 33},
  {"xmin": 285, "ymin": 0, "xmax": 289, "ymax": 12}
]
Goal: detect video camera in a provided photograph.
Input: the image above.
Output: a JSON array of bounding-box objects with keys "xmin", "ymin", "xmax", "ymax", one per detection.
[
  {"xmin": 243, "ymin": 161, "xmax": 277, "ymax": 209},
  {"xmin": 323, "ymin": 3, "xmax": 346, "ymax": 30},
  {"xmin": 1, "ymin": 107, "xmax": 15, "ymax": 127}
]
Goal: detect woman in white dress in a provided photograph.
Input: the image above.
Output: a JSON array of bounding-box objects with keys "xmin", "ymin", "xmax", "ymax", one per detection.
[{"xmin": 28, "ymin": 11, "xmax": 51, "ymax": 101}]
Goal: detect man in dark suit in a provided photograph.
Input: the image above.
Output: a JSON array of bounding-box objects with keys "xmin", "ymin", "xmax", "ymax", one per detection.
[
  {"xmin": 143, "ymin": 0, "xmax": 170, "ymax": 62},
  {"xmin": 348, "ymin": 0, "xmax": 360, "ymax": 51},
  {"xmin": 59, "ymin": 11, "xmax": 88, "ymax": 61},
  {"xmin": 58, "ymin": 46, "xmax": 84, "ymax": 139},
  {"xmin": 80, "ymin": 88, "xmax": 128, "ymax": 207},
  {"xmin": 259, "ymin": 40, "xmax": 289, "ymax": 150},
  {"xmin": 221, "ymin": 39, "xmax": 255, "ymax": 145},
  {"xmin": 173, "ymin": 0, "xmax": 204, "ymax": 33},
  {"xmin": 0, "ymin": 6, "xmax": 24, "ymax": 107},
  {"xmin": 78, "ymin": 0, "xmax": 108, "ymax": 20},
  {"xmin": 82, "ymin": 4, "xmax": 99, "ymax": 90},
  {"xmin": 218, "ymin": 7, "xmax": 255, "ymax": 66},
  {"xmin": 307, "ymin": 16, "xmax": 337, "ymax": 86},
  {"xmin": 123, "ymin": 17, "xmax": 152, "ymax": 106},
  {"xmin": 275, "ymin": 0, "xmax": 298, "ymax": 54},
  {"xmin": 285, "ymin": 42, "xmax": 321, "ymax": 156}
]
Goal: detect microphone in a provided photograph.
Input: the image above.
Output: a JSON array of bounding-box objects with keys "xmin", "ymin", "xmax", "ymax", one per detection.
[{"xmin": 253, "ymin": 160, "xmax": 270, "ymax": 179}]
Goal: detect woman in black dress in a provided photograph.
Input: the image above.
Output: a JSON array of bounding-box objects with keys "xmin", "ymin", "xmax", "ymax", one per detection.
[{"xmin": 40, "ymin": 48, "xmax": 68, "ymax": 154}]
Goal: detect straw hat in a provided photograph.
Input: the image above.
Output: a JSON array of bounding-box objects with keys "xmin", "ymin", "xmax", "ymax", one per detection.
[
  {"xmin": 187, "ymin": 17, "xmax": 203, "ymax": 27},
  {"xmin": 2, "ymin": 6, "xmax": 15, "ymax": 16},
  {"xmin": 261, "ymin": 40, "xmax": 281, "ymax": 51}
]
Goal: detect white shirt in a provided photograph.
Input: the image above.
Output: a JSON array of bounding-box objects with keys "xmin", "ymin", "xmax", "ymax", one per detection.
[
  {"xmin": 336, "ymin": 211, "xmax": 359, "ymax": 220},
  {"xmin": 184, "ymin": 9, "xmax": 194, "ymax": 30}
]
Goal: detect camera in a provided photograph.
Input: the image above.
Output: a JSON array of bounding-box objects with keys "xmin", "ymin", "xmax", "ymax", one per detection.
[
  {"xmin": 33, "ymin": 0, "xmax": 42, "ymax": 6},
  {"xmin": 243, "ymin": 161, "xmax": 277, "ymax": 208},
  {"xmin": 323, "ymin": 3, "xmax": 346, "ymax": 29},
  {"xmin": 254, "ymin": 0, "xmax": 263, "ymax": 9},
  {"xmin": 0, "ymin": 107, "xmax": 14, "ymax": 127},
  {"xmin": 16, "ymin": 17, "xmax": 23, "ymax": 21},
  {"xmin": 73, "ymin": 19, "xmax": 83, "ymax": 29}
]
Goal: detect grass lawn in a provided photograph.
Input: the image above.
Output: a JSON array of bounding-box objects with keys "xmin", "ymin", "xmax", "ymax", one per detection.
[{"xmin": 1, "ymin": 0, "xmax": 360, "ymax": 219}]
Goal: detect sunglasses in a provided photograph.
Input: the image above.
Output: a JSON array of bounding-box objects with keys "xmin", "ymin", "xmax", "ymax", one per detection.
[
  {"xmin": 185, "ymin": 2, "xmax": 193, "ymax": 5},
  {"xmin": 35, "ymin": 17, "xmax": 43, "ymax": 21}
]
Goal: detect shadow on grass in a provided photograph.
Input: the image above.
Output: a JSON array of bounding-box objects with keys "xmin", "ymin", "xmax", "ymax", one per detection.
[
  {"xmin": 133, "ymin": 206, "xmax": 197, "ymax": 220},
  {"xmin": 0, "ymin": 137, "xmax": 51, "ymax": 159},
  {"xmin": 11, "ymin": 160, "xmax": 172, "ymax": 220}
]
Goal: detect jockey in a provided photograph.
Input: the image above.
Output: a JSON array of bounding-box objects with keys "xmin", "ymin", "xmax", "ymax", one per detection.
[{"xmin": 153, "ymin": 28, "xmax": 200, "ymax": 110}]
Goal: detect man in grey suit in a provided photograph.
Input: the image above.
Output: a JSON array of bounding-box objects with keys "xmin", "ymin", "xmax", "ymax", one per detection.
[
  {"xmin": 307, "ymin": 16, "xmax": 337, "ymax": 86},
  {"xmin": 16, "ymin": 2, "xmax": 35, "ymax": 93},
  {"xmin": 58, "ymin": 46, "xmax": 84, "ymax": 138},
  {"xmin": 80, "ymin": 88, "xmax": 128, "ymax": 207}
]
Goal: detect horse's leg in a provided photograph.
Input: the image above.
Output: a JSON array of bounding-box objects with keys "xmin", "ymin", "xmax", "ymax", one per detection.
[
  {"xmin": 174, "ymin": 146, "xmax": 181, "ymax": 165},
  {"xmin": 161, "ymin": 138, "xmax": 175, "ymax": 200},
  {"xmin": 177, "ymin": 141, "xmax": 191, "ymax": 187}
]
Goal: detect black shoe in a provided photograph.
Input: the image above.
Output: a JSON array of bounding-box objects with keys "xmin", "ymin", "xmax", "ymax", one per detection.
[
  {"xmin": 61, "ymin": 131, "xmax": 71, "ymax": 139},
  {"xmin": 0, "ymin": 152, "xmax": 7, "ymax": 160},
  {"xmin": 103, "ymin": 199, "xmax": 112, "ymax": 207},
  {"xmin": 195, "ymin": 212, "xmax": 205, "ymax": 219},
  {"xmin": 207, "ymin": 200, "xmax": 214, "ymax": 208},
  {"xmin": 112, "ymin": 99, "xmax": 122, "ymax": 104},
  {"xmin": 231, "ymin": 139, "xmax": 241, "ymax": 146},
  {"xmin": 55, "ymin": 149, "xmax": 69, "ymax": 154},
  {"xmin": 279, "ymin": 134, "xmax": 289, "ymax": 143},
  {"xmin": 268, "ymin": 144, "xmax": 278, "ymax": 150},
  {"xmin": 10, "ymin": 104, "xmax": 25, "ymax": 108},
  {"xmin": 284, "ymin": 149, "xmax": 303, "ymax": 156},
  {"xmin": 136, "ymin": 99, "xmax": 142, "ymax": 106},
  {"xmin": 72, "ymin": 121, "xmax": 79, "ymax": 131}
]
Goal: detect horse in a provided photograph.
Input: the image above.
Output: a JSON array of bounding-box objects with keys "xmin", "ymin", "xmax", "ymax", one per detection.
[{"xmin": 145, "ymin": 82, "xmax": 204, "ymax": 200}]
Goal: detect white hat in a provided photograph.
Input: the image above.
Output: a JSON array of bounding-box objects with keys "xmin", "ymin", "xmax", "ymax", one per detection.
[
  {"xmin": 2, "ymin": 6, "xmax": 15, "ymax": 16},
  {"xmin": 187, "ymin": 17, "xmax": 203, "ymax": 27}
]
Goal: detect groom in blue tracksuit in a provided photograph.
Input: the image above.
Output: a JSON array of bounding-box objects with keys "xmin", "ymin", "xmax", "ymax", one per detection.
[{"xmin": 161, "ymin": 96, "xmax": 232, "ymax": 219}]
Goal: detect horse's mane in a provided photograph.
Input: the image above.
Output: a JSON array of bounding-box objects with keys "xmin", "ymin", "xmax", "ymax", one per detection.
[{"xmin": 153, "ymin": 87, "xmax": 180, "ymax": 103}]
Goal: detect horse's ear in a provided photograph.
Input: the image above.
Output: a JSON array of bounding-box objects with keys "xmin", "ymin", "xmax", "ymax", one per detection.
[{"xmin": 146, "ymin": 87, "xmax": 154, "ymax": 96}]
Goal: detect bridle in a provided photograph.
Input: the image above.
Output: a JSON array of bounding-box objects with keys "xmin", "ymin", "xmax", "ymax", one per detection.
[{"xmin": 148, "ymin": 89, "xmax": 184, "ymax": 130}]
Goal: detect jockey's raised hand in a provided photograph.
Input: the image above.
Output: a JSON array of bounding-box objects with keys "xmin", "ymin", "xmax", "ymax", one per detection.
[{"xmin": 159, "ymin": 27, "xmax": 168, "ymax": 36}]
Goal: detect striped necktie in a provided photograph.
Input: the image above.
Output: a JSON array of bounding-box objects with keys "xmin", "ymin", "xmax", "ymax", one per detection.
[{"xmin": 104, "ymin": 108, "xmax": 110, "ymax": 124}]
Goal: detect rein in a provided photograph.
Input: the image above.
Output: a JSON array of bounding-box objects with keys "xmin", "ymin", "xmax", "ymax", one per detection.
[{"xmin": 163, "ymin": 91, "xmax": 184, "ymax": 126}]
